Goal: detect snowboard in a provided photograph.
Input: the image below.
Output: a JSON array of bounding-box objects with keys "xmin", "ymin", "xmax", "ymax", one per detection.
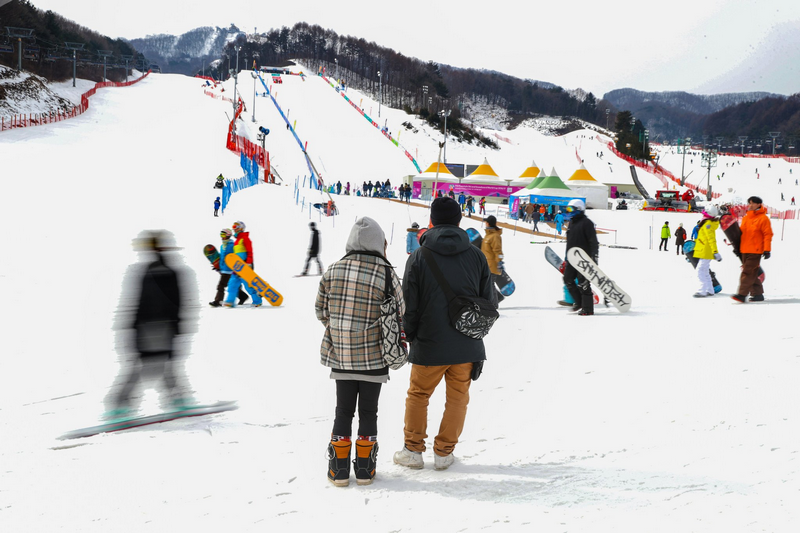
[
  {"xmin": 467, "ymin": 228, "xmax": 514, "ymax": 295},
  {"xmin": 466, "ymin": 227, "xmax": 482, "ymax": 249},
  {"xmin": 719, "ymin": 213, "xmax": 765, "ymax": 282},
  {"xmin": 682, "ymin": 241, "xmax": 722, "ymax": 293},
  {"xmin": 566, "ymin": 247, "xmax": 631, "ymax": 312},
  {"xmin": 60, "ymin": 401, "xmax": 238, "ymax": 440},
  {"xmin": 203, "ymin": 244, "xmax": 220, "ymax": 270},
  {"xmin": 545, "ymin": 246, "xmax": 601, "ymax": 304},
  {"xmin": 224, "ymin": 254, "xmax": 284, "ymax": 306}
]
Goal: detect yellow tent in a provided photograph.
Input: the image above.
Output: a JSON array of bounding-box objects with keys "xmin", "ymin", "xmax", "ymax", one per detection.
[{"xmin": 463, "ymin": 158, "xmax": 502, "ymax": 183}]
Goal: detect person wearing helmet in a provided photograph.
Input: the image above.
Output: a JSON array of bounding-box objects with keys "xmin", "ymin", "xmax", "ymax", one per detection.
[
  {"xmin": 564, "ymin": 199, "xmax": 598, "ymax": 315},
  {"xmin": 214, "ymin": 174, "xmax": 225, "ymax": 189},
  {"xmin": 300, "ymin": 222, "xmax": 323, "ymax": 276},
  {"xmin": 213, "ymin": 197, "xmax": 221, "ymax": 217},
  {"xmin": 210, "ymin": 228, "xmax": 248, "ymax": 307},
  {"xmin": 406, "ymin": 222, "xmax": 421, "ymax": 255},
  {"xmin": 693, "ymin": 206, "xmax": 722, "ymax": 297},
  {"xmin": 224, "ymin": 221, "xmax": 263, "ymax": 307}
]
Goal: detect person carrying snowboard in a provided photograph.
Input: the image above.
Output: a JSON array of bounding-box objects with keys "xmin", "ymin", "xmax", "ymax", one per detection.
[
  {"xmin": 406, "ymin": 222, "xmax": 421, "ymax": 255},
  {"xmin": 563, "ymin": 199, "xmax": 598, "ymax": 316},
  {"xmin": 659, "ymin": 221, "xmax": 671, "ymax": 251},
  {"xmin": 300, "ymin": 222, "xmax": 323, "ymax": 276},
  {"xmin": 675, "ymin": 223, "xmax": 687, "ymax": 255},
  {"xmin": 223, "ymin": 221, "xmax": 263, "ymax": 307},
  {"xmin": 210, "ymin": 228, "xmax": 248, "ymax": 307},
  {"xmin": 315, "ymin": 217, "xmax": 405, "ymax": 486},
  {"xmin": 732, "ymin": 196, "xmax": 773, "ymax": 303},
  {"xmin": 481, "ymin": 215, "xmax": 507, "ymax": 303},
  {"xmin": 693, "ymin": 207, "xmax": 722, "ymax": 298},
  {"xmin": 213, "ymin": 197, "xmax": 221, "ymax": 217}
]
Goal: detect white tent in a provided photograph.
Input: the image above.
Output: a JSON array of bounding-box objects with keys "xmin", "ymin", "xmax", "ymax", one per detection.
[
  {"xmin": 566, "ymin": 164, "xmax": 609, "ymax": 209},
  {"xmin": 462, "ymin": 158, "xmax": 504, "ymax": 184}
]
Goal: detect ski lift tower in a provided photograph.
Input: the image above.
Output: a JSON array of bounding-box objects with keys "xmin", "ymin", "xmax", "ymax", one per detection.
[
  {"xmin": 5, "ymin": 27, "xmax": 34, "ymax": 71},
  {"xmin": 121, "ymin": 54, "xmax": 133, "ymax": 82},
  {"xmin": 769, "ymin": 132, "xmax": 781, "ymax": 156},
  {"xmin": 98, "ymin": 50, "xmax": 113, "ymax": 82},
  {"xmin": 64, "ymin": 42, "xmax": 85, "ymax": 87},
  {"xmin": 738, "ymin": 136, "xmax": 748, "ymax": 155},
  {"xmin": 701, "ymin": 149, "xmax": 718, "ymax": 201}
]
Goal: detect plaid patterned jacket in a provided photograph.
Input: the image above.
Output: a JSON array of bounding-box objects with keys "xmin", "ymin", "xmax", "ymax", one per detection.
[{"xmin": 315, "ymin": 252, "xmax": 404, "ymax": 370}]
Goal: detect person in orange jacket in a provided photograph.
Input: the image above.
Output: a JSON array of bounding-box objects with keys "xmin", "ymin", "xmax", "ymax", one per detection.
[{"xmin": 732, "ymin": 196, "xmax": 773, "ymax": 303}]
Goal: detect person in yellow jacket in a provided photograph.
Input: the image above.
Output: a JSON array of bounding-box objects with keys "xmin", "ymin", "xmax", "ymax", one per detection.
[
  {"xmin": 480, "ymin": 215, "xmax": 506, "ymax": 303},
  {"xmin": 659, "ymin": 221, "xmax": 671, "ymax": 251},
  {"xmin": 693, "ymin": 207, "xmax": 722, "ymax": 297},
  {"xmin": 732, "ymin": 196, "xmax": 773, "ymax": 302}
]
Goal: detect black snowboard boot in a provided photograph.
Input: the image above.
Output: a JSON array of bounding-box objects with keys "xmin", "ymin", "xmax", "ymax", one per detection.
[
  {"xmin": 327, "ymin": 439, "xmax": 351, "ymax": 487},
  {"xmin": 579, "ymin": 294, "xmax": 594, "ymax": 316}
]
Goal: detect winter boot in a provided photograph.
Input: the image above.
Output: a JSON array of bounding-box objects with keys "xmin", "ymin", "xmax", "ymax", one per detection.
[
  {"xmin": 327, "ymin": 438, "xmax": 352, "ymax": 487},
  {"xmin": 731, "ymin": 294, "xmax": 746, "ymax": 303},
  {"xmin": 433, "ymin": 452, "xmax": 455, "ymax": 470},
  {"xmin": 238, "ymin": 294, "xmax": 249, "ymax": 305},
  {"xmin": 749, "ymin": 294, "xmax": 765, "ymax": 302},
  {"xmin": 209, "ymin": 301, "xmax": 222, "ymax": 307},
  {"xmin": 353, "ymin": 437, "xmax": 378, "ymax": 485}
]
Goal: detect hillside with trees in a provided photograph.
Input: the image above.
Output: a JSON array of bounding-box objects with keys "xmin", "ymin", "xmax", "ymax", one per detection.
[{"xmin": 0, "ymin": 0, "xmax": 139, "ymax": 82}]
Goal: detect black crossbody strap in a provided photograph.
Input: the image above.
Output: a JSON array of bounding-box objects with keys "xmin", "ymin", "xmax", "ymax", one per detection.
[
  {"xmin": 383, "ymin": 265, "xmax": 394, "ymax": 299},
  {"xmin": 421, "ymin": 247, "xmax": 457, "ymax": 303}
]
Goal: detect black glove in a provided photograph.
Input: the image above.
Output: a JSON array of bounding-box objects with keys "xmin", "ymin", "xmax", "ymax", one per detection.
[{"xmin": 763, "ymin": 251, "xmax": 771, "ymax": 260}]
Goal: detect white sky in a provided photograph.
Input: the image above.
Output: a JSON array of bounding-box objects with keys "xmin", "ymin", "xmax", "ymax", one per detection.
[{"xmin": 22, "ymin": 0, "xmax": 800, "ymax": 96}]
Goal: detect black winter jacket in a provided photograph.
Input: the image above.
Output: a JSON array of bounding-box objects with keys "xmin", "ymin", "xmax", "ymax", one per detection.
[
  {"xmin": 402, "ymin": 225, "xmax": 495, "ymax": 366},
  {"xmin": 309, "ymin": 228, "xmax": 320, "ymax": 256},
  {"xmin": 565, "ymin": 212, "xmax": 599, "ymax": 261}
]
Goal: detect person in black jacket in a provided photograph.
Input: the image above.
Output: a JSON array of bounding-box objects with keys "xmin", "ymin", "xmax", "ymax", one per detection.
[
  {"xmin": 394, "ymin": 196, "xmax": 496, "ymax": 471},
  {"xmin": 300, "ymin": 222, "xmax": 323, "ymax": 276},
  {"xmin": 106, "ymin": 230, "xmax": 198, "ymax": 418},
  {"xmin": 564, "ymin": 199, "xmax": 599, "ymax": 316}
]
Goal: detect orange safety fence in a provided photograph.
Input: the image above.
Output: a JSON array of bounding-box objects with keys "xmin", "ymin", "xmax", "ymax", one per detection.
[{"xmin": 1, "ymin": 71, "xmax": 151, "ymax": 132}]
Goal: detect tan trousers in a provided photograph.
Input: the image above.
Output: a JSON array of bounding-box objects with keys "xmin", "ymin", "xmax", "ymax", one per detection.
[{"xmin": 403, "ymin": 363, "xmax": 472, "ymax": 456}]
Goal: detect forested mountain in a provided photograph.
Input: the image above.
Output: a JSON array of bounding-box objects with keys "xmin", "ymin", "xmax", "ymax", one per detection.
[
  {"xmin": 127, "ymin": 25, "xmax": 243, "ymax": 75},
  {"xmin": 0, "ymin": 0, "xmax": 138, "ymax": 82}
]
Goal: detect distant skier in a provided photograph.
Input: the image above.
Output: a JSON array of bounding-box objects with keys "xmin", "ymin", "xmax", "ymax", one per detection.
[
  {"xmin": 300, "ymin": 222, "xmax": 323, "ymax": 276},
  {"xmin": 659, "ymin": 221, "xmax": 671, "ymax": 251},
  {"xmin": 214, "ymin": 174, "xmax": 224, "ymax": 189},
  {"xmin": 674, "ymin": 223, "xmax": 687, "ymax": 256},
  {"xmin": 213, "ymin": 197, "xmax": 221, "ymax": 217},
  {"xmin": 554, "ymin": 210, "xmax": 564, "ymax": 235}
]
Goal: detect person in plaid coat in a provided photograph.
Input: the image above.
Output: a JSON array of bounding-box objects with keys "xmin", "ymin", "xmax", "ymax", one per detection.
[{"xmin": 315, "ymin": 216, "xmax": 405, "ymax": 487}]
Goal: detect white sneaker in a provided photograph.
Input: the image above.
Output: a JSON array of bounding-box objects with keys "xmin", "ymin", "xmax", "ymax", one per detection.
[
  {"xmin": 434, "ymin": 453, "xmax": 455, "ymax": 470},
  {"xmin": 393, "ymin": 447, "xmax": 424, "ymax": 469}
]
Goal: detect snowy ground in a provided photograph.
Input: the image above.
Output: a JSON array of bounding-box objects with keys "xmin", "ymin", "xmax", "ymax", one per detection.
[{"xmin": 1, "ymin": 71, "xmax": 799, "ymax": 532}]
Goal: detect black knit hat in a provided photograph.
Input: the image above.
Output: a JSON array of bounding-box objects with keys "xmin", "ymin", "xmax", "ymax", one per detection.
[
  {"xmin": 430, "ymin": 197, "xmax": 462, "ymax": 226},
  {"xmin": 485, "ymin": 215, "xmax": 497, "ymax": 227}
]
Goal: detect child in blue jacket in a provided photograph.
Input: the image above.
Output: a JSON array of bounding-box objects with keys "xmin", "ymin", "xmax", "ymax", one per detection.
[{"xmin": 406, "ymin": 222, "xmax": 421, "ymax": 254}]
